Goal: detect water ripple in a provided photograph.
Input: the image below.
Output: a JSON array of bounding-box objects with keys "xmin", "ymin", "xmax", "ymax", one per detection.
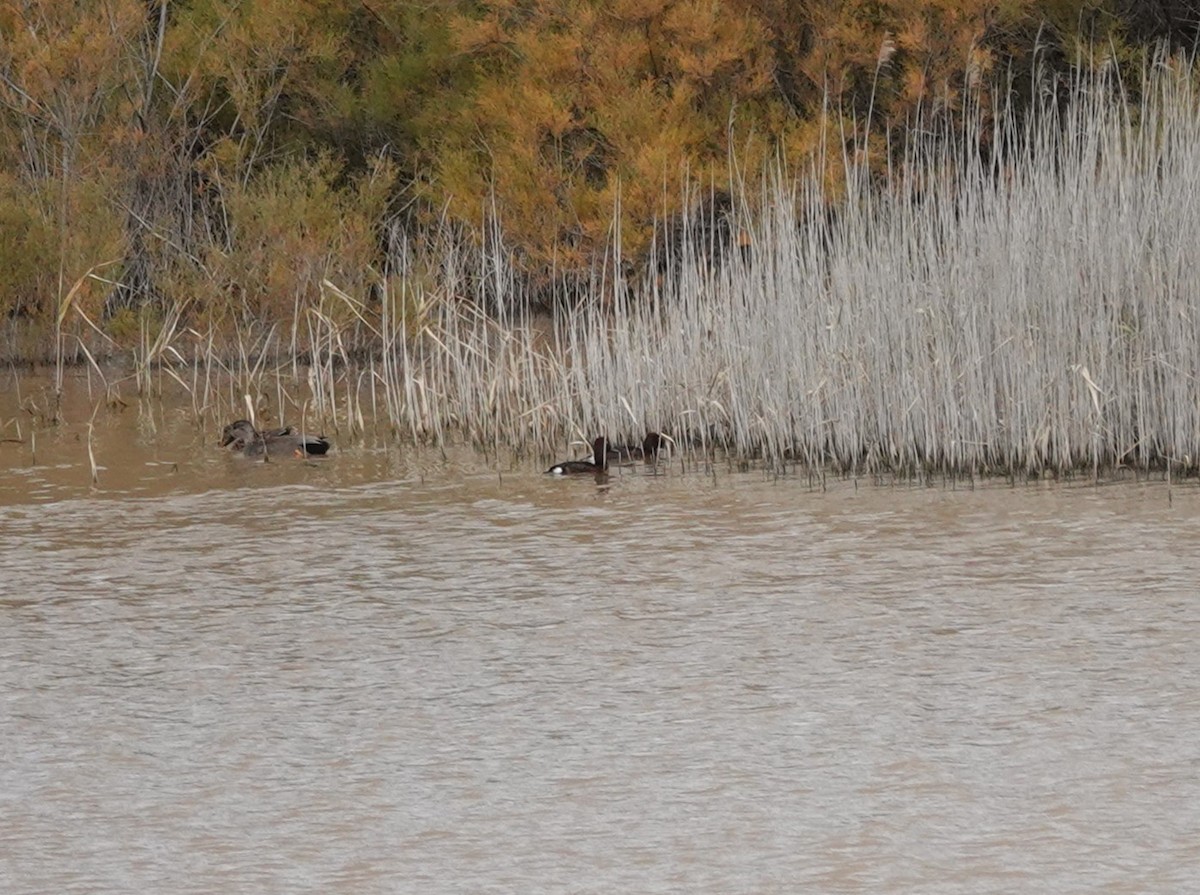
[{"xmin": 3, "ymin": 465, "xmax": 1200, "ymax": 893}]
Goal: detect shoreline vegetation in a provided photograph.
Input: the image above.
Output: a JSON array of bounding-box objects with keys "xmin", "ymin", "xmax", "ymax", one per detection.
[{"xmin": 3, "ymin": 3, "xmax": 1200, "ymax": 476}]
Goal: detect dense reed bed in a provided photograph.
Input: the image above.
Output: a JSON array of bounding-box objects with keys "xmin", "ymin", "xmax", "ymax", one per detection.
[
  {"xmin": 41, "ymin": 60, "xmax": 1200, "ymax": 476},
  {"xmin": 360, "ymin": 61, "xmax": 1200, "ymax": 475}
]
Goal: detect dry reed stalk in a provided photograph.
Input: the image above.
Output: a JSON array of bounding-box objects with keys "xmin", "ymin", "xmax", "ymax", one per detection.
[{"xmin": 86, "ymin": 419, "xmax": 99, "ymax": 485}]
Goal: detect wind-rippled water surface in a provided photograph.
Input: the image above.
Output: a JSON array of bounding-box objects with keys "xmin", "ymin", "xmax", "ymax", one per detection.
[{"xmin": 2, "ymin": 382, "xmax": 1199, "ymax": 894}]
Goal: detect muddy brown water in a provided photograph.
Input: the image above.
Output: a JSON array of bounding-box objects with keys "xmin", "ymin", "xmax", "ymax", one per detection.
[{"xmin": 2, "ymin": 371, "xmax": 1199, "ymax": 893}]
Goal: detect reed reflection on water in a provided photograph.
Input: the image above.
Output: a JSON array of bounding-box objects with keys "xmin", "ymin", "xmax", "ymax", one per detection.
[{"xmin": 2, "ymin": 382, "xmax": 1200, "ymax": 894}]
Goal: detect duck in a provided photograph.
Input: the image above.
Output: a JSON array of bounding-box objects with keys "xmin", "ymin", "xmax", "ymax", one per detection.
[
  {"xmin": 220, "ymin": 419, "xmax": 330, "ymax": 458},
  {"xmin": 547, "ymin": 436, "xmax": 608, "ymax": 475},
  {"xmin": 607, "ymin": 431, "xmax": 664, "ymax": 463}
]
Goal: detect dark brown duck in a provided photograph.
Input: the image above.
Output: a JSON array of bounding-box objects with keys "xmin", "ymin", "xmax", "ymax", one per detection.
[
  {"xmin": 220, "ymin": 419, "xmax": 330, "ymax": 458},
  {"xmin": 547, "ymin": 436, "xmax": 608, "ymax": 475},
  {"xmin": 606, "ymin": 432, "xmax": 664, "ymax": 462}
]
